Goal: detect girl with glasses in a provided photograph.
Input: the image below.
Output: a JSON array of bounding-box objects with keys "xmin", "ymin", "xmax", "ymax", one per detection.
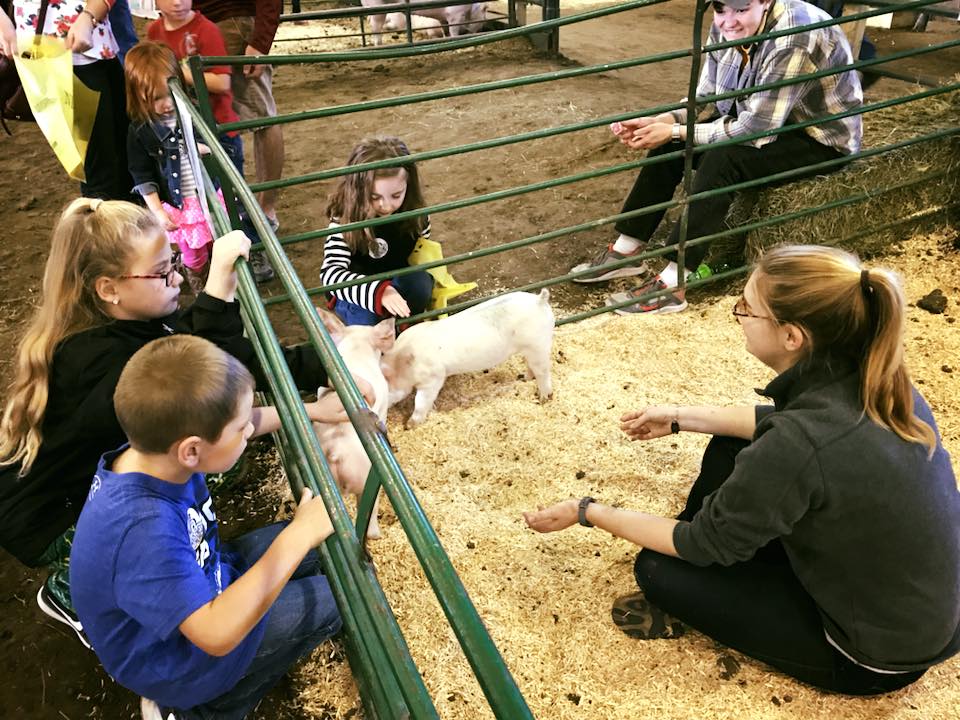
[
  {"xmin": 525, "ymin": 244, "xmax": 959, "ymax": 695},
  {"xmin": 0, "ymin": 199, "xmax": 367, "ymax": 642}
]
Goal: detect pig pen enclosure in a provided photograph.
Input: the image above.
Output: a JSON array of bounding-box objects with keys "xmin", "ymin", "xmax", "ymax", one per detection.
[
  {"xmin": 1, "ymin": 0, "xmax": 959, "ymax": 717},
  {"xmin": 182, "ymin": 0, "xmax": 960, "ymax": 713},
  {"xmin": 188, "ymin": 0, "xmax": 960, "ymax": 717}
]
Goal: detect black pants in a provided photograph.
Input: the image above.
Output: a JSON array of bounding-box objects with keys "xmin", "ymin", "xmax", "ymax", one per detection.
[
  {"xmin": 634, "ymin": 436, "xmax": 926, "ymax": 695},
  {"xmin": 73, "ymin": 58, "xmax": 132, "ymax": 200},
  {"xmin": 614, "ymin": 131, "xmax": 844, "ymax": 271}
]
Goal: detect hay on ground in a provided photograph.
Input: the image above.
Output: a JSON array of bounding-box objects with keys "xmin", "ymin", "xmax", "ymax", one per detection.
[
  {"xmin": 715, "ymin": 91, "xmax": 960, "ymax": 263},
  {"xmin": 288, "ymin": 230, "xmax": 960, "ymax": 720}
]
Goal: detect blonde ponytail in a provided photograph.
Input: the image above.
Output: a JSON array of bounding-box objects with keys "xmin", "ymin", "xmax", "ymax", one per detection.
[
  {"xmin": 0, "ymin": 199, "xmax": 162, "ymax": 475},
  {"xmin": 755, "ymin": 245, "xmax": 936, "ymax": 454}
]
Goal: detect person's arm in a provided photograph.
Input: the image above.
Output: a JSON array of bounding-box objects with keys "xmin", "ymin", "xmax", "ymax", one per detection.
[
  {"xmin": 127, "ymin": 125, "xmax": 167, "ymax": 203},
  {"xmin": 320, "ymin": 229, "xmax": 386, "ymax": 314},
  {"xmin": 620, "ymin": 405, "xmax": 756, "ymax": 441},
  {"xmin": 249, "ymin": 380, "xmax": 378, "ymax": 435},
  {"xmin": 620, "ymin": 31, "xmax": 721, "ymax": 149},
  {"xmin": 202, "ymin": 229, "xmax": 250, "ymax": 302},
  {"xmin": 180, "ymin": 61, "xmax": 232, "ymax": 94},
  {"xmin": 523, "ymin": 499, "xmax": 679, "ymax": 556},
  {"xmin": 65, "ymin": 0, "xmax": 113, "ymax": 53},
  {"xmin": 178, "ymin": 488, "xmax": 332, "ymax": 656},
  {"xmin": 248, "ymin": 0, "xmax": 282, "ymax": 56},
  {"xmin": 140, "ymin": 190, "xmax": 178, "ymax": 231},
  {"xmin": 0, "ymin": 10, "xmax": 17, "ymax": 57},
  {"xmin": 692, "ymin": 45, "xmax": 818, "ymax": 147}
]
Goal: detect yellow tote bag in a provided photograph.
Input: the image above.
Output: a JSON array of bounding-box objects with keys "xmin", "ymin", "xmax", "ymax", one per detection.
[
  {"xmin": 408, "ymin": 237, "xmax": 477, "ymax": 317},
  {"xmin": 14, "ymin": 37, "xmax": 99, "ymax": 181}
]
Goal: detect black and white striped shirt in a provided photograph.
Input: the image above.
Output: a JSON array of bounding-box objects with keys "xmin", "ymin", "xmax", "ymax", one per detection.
[{"xmin": 320, "ymin": 217, "xmax": 431, "ymax": 312}]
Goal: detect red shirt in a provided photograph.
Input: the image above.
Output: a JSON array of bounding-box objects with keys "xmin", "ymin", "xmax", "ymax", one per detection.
[{"xmin": 147, "ymin": 12, "xmax": 240, "ymax": 130}]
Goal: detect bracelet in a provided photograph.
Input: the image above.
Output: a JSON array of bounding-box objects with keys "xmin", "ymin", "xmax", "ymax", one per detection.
[
  {"xmin": 80, "ymin": 8, "xmax": 99, "ymax": 24},
  {"xmin": 670, "ymin": 406, "xmax": 680, "ymax": 434},
  {"xmin": 578, "ymin": 497, "xmax": 596, "ymax": 528}
]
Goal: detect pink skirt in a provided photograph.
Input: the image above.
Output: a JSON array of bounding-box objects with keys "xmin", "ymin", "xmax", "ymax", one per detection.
[{"xmin": 163, "ymin": 190, "xmax": 225, "ymax": 270}]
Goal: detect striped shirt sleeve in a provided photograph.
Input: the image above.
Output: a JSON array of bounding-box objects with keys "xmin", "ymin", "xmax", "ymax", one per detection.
[{"xmin": 319, "ymin": 222, "xmax": 384, "ymax": 313}]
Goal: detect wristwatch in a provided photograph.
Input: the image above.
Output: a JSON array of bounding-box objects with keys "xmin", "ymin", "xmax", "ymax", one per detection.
[
  {"xmin": 671, "ymin": 123, "xmax": 682, "ymax": 142},
  {"xmin": 578, "ymin": 496, "xmax": 596, "ymax": 528}
]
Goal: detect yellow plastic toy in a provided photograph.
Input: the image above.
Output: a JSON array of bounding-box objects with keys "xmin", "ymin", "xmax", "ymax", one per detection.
[
  {"xmin": 15, "ymin": 36, "xmax": 99, "ymax": 181},
  {"xmin": 408, "ymin": 237, "xmax": 477, "ymax": 317}
]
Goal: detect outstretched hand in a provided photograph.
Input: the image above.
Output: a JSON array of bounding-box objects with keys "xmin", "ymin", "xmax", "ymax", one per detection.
[
  {"xmin": 523, "ymin": 499, "xmax": 579, "ymax": 533},
  {"xmin": 620, "ymin": 406, "xmax": 676, "ymax": 441}
]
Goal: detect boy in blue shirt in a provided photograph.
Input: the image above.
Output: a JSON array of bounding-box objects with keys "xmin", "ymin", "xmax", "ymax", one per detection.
[{"xmin": 70, "ymin": 335, "xmax": 342, "ymax": 720}]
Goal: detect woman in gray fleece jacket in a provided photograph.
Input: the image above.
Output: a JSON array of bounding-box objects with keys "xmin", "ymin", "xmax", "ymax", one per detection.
[{"xmin": 525, "ymin": 244, "xmax": 959, "ymax": 695}]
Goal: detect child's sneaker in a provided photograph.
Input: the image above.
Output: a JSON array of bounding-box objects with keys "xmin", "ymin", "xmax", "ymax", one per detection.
[
  {"xmin": 611, "ymin": 591, "xmax": 686, "ymax": 639},
  {"xmin": 140, "ymin": 697, "xmax": 183, "ymax": 720},
  {"xmin": 36, "ymin": 584, "xmax": 91, "ymax": 649},
  {"xmin": 606, "ymin": 277, "xmax": 687, "ymax": 315},
  {"xmin": 570, "ymin": 244, "xmax": 652, "ymax": 283}
]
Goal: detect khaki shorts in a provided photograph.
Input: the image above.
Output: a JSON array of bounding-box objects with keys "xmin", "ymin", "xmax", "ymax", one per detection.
[{"xmin": 217, "ymin": 16, "xmax": 278, "ymax": 120}]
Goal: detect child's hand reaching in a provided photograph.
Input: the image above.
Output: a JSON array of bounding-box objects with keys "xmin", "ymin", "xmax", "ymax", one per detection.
[
  {"xmin": 291, "ymin": 487, "xmax": 334, "ymax": 547},
  {"xmin": 382, "ymin": 286, "xmax": 411, "ymax": 318},
  {"xmin": 307, "ymin": 376, "xmax": 377, "ymax": 423},
  {"xmin": 151, "ymin": 207, "xmax": 179, "ymax": 232},
  {"xmin": 198, "ymin": 143, "xmax": 212, "ymax": 156},
  {"xmin": 205, "ymin": 230, "xmax": 252, "ymax": 302}
]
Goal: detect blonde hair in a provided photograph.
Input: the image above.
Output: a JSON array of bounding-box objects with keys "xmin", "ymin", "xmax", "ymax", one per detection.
[
  {"xmin": 325, "ymin": 136, "xmax": 427, "ymax": 255},
  {"xmin": 0, "ymin": 199, "xmax": 165, "ymax": 475},
  {"xmin": 754, "ymin": 244, "xmax": 936, "ymax": 453},
  {"xmin": 115, "ymin": 336, "xmax": 254, "ymax": 454},
  {"xmin": 124, "ymin": 41, "xmax": 184, "ymax": 124}
]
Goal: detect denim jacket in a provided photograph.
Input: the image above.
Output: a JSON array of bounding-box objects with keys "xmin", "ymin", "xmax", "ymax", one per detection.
[{"xmin": 127, "ymin": 120, "xmax": 188, "ymax": 209}]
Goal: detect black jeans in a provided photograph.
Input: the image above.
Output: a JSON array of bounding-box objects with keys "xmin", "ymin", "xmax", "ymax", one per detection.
[
  {"xmin": 74, "ymin": 59, "xmax": 132, "ymax": 200},
  {"xmin": 614, "ymin": 131, "xmax": 844, "ymax": 271},
  {"xmin": 633, "ymin": 436, "xmax": 926, "ymax": 696}
]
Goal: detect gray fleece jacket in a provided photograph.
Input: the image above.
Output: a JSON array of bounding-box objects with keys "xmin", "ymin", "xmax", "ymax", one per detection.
[{"xmin": 672, "ymin": 358, "xmax": 960, "ymax": 671}]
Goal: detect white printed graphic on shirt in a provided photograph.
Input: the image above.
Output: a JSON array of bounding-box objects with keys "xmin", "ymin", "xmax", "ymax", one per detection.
[
  {"xmin": 187, "ymin": 506, "xmax": 209, "ymax": 568},
  {"xmin": 88, "ymin": 475, "xmax": 102, "ymax": 501}
]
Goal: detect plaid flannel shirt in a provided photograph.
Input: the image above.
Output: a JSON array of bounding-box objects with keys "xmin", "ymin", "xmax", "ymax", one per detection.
[{"xmin": 673, "ymin": 0, "xmax": 862, "ymax": 154}]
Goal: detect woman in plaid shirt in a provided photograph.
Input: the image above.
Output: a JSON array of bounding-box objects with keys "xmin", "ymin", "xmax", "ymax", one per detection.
[{"xmin": 571, "ymin": 0, "xmax": 862, "ymax": 315}]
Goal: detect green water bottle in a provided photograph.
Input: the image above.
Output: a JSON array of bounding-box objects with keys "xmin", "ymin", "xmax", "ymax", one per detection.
[{"xmin": 688, "ymin": 263, "xmax": 713, "ymax": 282}]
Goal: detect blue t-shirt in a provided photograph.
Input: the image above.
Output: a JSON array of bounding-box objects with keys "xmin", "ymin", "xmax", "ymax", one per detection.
[{"xmin": 71, "ymin": 447, "xmax": 266, "ymax": 708}]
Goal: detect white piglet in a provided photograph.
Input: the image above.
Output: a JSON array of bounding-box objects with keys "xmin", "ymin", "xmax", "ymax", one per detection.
[
  {"xmin": 381, "ymin": 289, "xmax": 554, "ymax": 427},
  {"xmin": 312, "ymin": 310, "xmax": 394, "ymax": 538}
]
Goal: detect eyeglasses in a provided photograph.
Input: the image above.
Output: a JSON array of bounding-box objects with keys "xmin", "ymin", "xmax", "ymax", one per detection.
[
  {"xmin": 119, "ymin": 251, "xmax": 181, "ymax": 287},
  {"xmin": 732, "ymin": 295, "xmax": 773, "ymax": 323}
]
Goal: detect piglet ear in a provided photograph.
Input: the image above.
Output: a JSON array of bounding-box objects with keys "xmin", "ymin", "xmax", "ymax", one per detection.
[
  {"xmin": 316, "ymin": 306, "xmax": 346, "ymax": 343},
  {"xmin": 373, "ymin": 317, "xmax": 396, "ymax": 352}
]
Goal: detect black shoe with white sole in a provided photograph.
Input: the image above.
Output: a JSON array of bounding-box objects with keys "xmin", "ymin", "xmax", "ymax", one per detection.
[{"xmin": 36, "ymin": 584, "xmax": 91, "ymax": 649}]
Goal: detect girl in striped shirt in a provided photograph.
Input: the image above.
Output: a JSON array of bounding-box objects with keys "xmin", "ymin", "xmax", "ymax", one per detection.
[{"xmin": 321, "ymin": 137, "xmax": 435, "ymax": 326}]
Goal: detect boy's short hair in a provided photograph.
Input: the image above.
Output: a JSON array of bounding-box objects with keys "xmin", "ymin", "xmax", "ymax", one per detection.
[{"xmin": 115, "ymin": 336, "xmax": 255, "ymax": 454}]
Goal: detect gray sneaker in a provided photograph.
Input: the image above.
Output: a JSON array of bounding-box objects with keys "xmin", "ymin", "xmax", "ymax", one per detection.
[
  {"xmin": 606, "ymin": 277, "xmax": 688, "ymax": 315},
  {"xmin": 250, "ymin": 250, "xmax": 275, "ymax": 283},
  {"xmin": 571, "ymin": 244, "xmax": 651, "ymax": 283}
]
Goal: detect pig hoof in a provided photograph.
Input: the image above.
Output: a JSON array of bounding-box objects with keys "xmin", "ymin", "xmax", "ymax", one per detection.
[{"xmin": 405, "ymin": 416, "xmax": 424, "ymax": 429}]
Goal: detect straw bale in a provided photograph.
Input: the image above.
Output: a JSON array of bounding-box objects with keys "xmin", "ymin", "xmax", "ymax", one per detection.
[
  {"xmin": 713, "ymin": 91, "xmax": 960, "ymax": 264},
  {"xmin": 287, "ymin": 230, "xmax": 960, "ymax": 718}
]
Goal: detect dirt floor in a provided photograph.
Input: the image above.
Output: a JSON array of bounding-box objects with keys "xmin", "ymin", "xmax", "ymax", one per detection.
[{"xmin": 0, "ymin": 0, "xmax": 958, "ymax": 718}]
